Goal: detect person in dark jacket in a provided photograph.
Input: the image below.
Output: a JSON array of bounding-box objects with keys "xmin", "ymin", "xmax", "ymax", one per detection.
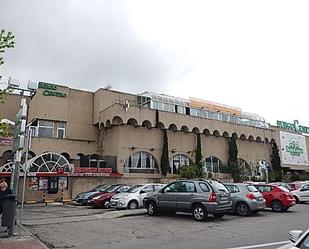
[{"xmin": 0, "ymin": 181, "xmax": 12, "ymax": 215}]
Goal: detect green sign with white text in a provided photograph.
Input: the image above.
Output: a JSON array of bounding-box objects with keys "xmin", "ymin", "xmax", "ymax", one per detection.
[
  {"xmin": 38, "ymin": 82, "xmax": 66, "ymax": 98},
  {"xmin": 277, "ymin": 120, "xmax": 309, "ymax": 134}
]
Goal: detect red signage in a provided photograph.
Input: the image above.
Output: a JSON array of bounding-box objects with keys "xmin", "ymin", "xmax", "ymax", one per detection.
[
  {"xmin": 0, "ymin": 136, "xmax": 14, "ymax": 146},
  {"xmin": 57, "ymin": 167, "xmax": 64, "ymax": 174},
  {"xmin": 73, "ymin": 168, "xmax": 113, "ymax": 174}
]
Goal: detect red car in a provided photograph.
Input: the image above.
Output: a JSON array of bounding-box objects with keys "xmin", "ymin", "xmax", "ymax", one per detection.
[
  {"xmin": 253, "ymin": 184, "xmax": 296, "ymax": 212},
  {"xmin": 88, "ymin": 184, "xmax": 131, "ymax": 208}
]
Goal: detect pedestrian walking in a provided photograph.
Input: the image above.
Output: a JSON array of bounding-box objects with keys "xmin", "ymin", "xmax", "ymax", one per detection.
[{"xmin": 0, "ymin": 181, "xmax": 12, "ymax": 215}]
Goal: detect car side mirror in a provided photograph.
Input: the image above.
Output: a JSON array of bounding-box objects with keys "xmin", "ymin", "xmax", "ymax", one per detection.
[
  {"xmin": 140, "ymin": 190, "xmax": 145, "ymax": 194},
  {"xmin": 289, "ymin": 230, "xmax": 303, "ymax": 243}
]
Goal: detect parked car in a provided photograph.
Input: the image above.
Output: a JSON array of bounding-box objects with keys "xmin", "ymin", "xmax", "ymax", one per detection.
[
  {"xmin": 225, "ymin": 183, "xmax": 266, "ymax": 216},
  {"xmin": 269, "ymin": 182, "xmax": 292, "ymax": 191},
  {"xmin": 292, "ymin": 182, "xmax": 309, "ymax": 203},
  {"xmin": 110, "ymin": 183, "xmax": 164, "ymax": 209},
  {"xmin": 87, "ymin": 184, "xmax": 132, "ymax": 208},
  {"xmin": 143, "ymin": 179, "xmax": 232, "ymax": 221},
  {"xmin": 253, "ymin": 183, "xmax": 296, "ymax": 212},
  {"xmin": 288, "ymin": 181, "xmax": 309, "ymax": 191},
  {"xmin": 276, "ymin": 229, "xmax": 309, "ymax": 249},
  {"xmin": 74, "ymin": 184, "xmax": 111, "ymax": 205}
]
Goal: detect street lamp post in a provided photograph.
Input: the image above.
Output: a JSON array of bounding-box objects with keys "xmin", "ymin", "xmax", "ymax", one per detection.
[{"xmin": 7, "ymin": 79, "xmax": 37, "ymax": 236}]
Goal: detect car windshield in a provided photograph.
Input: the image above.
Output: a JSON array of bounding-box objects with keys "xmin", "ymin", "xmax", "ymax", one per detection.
[
  {"xmin": 246, "ymin": 185, "xmax": 259, "ymax": 192},
  {"xmin": 106, "ymin": 185, "xmax": 121, "ymax": 193},
  {"xmin": 92, "ymin": 185, "xmax": 106, "ymax": 192},
  {"xmin": 127, "ymin": 185, "xmax": 144, "ymax": 193},
  {"xmin": 209, "ymin": 181, "xmax": 229, "ymax": 192}
]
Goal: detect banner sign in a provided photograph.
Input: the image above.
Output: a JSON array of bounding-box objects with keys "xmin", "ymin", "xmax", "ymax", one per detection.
[
  {"xmin": 277, "ymin": 120, "xmax": 309, "ymax": 134},
  {"xmin": 73, "ymin": 168, "xmax": 113, "ymax": 173},
  {"xmin": 280, "ymin": 131, "xmax": 309, "ymax": 166},
  {"xmin": 0, "ymin": 136, "xmax": 14, "ymax": 146}
]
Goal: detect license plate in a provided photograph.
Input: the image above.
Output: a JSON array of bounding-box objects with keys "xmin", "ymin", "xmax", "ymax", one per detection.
[{"xmin": 110, "ymin": 201, "xmax": 117, "ymax": 206}]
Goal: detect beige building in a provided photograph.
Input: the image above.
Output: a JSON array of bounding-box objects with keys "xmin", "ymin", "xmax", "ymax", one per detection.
[{"xmin": 0, "ymin": 82, "xmax": 308, "ymax": 202}]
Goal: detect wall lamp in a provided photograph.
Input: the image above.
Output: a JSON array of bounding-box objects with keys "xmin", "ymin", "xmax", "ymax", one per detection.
[
  {"xmin": 150, "ymin": 148, "xmax": 155, "ymax": 151},
  {"xmin": 130, "ymin": 146, "xmax": 135, "ymax": 150},
  {"xmin": 171, "ymin": 149, "xmax": 176, "ymax": 153}
]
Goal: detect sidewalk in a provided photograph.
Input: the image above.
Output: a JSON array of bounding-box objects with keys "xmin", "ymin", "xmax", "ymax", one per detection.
[
  {"xmin": 0, "ymin": 207, "xmax": 146, "ymax": 249},
  {"xmin": 0, "ymin": 226, "xmax": 48, "ymax": 249}
]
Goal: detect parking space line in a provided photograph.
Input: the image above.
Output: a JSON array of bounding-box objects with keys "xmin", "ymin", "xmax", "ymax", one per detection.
[{"xmin": 225, "ymin": 240, "xmax": 290, "ymax": 249}]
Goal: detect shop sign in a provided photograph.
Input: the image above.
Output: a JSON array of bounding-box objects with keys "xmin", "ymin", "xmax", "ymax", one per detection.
[
  {"xmin": 38, "ymin": 81, "xmax": 67, "ymax": 98},
  {"xmin": 286, "ymin": 142, "xmax": 304, "ymax": 156},
  {"xmin": 277, "ymin": 120, "xmax": 309, "ymax": 134},
  {"xmin": 57, "ymin": 167, "xmax": 65, "ymax": 174},
  {"xmin": 0, "ymin": 136, "xmax": 14, "ymax": 146},
  {"xmin": 73, "ymin": 168, "xmax": 113, "ymax": 174}
]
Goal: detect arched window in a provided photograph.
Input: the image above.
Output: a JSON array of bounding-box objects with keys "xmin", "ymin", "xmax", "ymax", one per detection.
[
  {"xmin": 170, "ymin": 154, "xmax": 190, "ymax": 174},
  {"xmin": 238, "ymin": 158, "xmax": 251, "ymax": 177},
  {"xmin": 204, "ymin": 156, "xmax": 223, "ymax": 173},
  {"xmin": 124, "ymin": 152, "xmax": 159, "ymax": 173}
]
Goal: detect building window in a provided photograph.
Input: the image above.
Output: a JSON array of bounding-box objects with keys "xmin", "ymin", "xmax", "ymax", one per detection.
[
  {"xmin": 170, "ymin": 154, "xmax": 190, "ymax": 174},
  {"xmin": 204, "ymin": 156, "xmax": 223, "ymax": 173},
  {"xmin": 38, "ymin": 121, "xmax": 54, "ymax": 138},
  {"xmin": 33, "ymin": 120, "xmax": 66, "ymax": 139},
  {"xmin": 56, "ymin": 122, "xmax": 66, "ymax": 139},
  {"xmin": 124, "ymin": 151, "xmax": 159, "ymax": 173}
]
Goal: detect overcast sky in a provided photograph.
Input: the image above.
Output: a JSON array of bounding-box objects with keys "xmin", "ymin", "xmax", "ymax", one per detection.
[{"xmin": 1, "ymin": 0, "xmax": 309, "ymax": 126}]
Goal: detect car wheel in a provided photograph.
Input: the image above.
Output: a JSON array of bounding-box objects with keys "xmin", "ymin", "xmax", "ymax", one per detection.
[
  {"xmin": 236, "ymin": 202, "xmax": 251, "ymax": 216},
  {"xmin": 294, "ymin": 196, "xmax": 300, "ymax": 204},
  {"xmin": 103, "ymin": 200, "xmax": 110, "ymax": 209},
  {"xmin": 192, "ymin": 204, "xmax": 207, "ymax": 221},
  {"xmin": 271, "ymin": 200, "xmax": 283, "ymax": 212},
  {"xmin": 146, "ymin": 201, "xmax": 158, "ymax": 216},
  {"xmin": 128, "ymin": 200, "xmax": 138, "ymax": 210},
  {"xmin": 213, "ymin": 213, "xmax": 224, "ymax": 218}
]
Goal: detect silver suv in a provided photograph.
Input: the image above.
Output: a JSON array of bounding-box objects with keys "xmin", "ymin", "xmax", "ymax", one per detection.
[{"xmin": 143, "ymin": 179, "xmax": 232, "ymax": 221}]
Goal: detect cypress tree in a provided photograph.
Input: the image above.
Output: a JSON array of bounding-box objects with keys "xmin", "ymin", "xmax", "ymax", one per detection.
[
  {"xmin": 195, "ymin": 133, "xmax": 203, "ymax": 178},
  {"xmin": 270, "ymin": 142, "xmax": 282, "ymax": 181},
  {"xmin": 160, "ymin": 129, "xmax": 170, "ymax": 176},
  {"xmin": 228, "ymin": 136, "xmax": 240, "ymax": 182}
]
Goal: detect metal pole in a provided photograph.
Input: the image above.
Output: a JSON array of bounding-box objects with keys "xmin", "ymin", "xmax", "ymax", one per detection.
[
  {"xmin": 19, "ymin": 127, "xmax": 31, "ymax": 236},
  {"xmin": 263, "ymin": 126, "xmax": 269, "ymax": 183}
]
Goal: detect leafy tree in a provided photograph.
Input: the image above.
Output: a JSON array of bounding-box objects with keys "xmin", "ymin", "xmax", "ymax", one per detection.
[
  {"xmin": 227, "ymin": 136, "xmax": 241, "ymax": 182},
  {"xmin": 0, "ymin": 29, "xmax": 15, "ymax": 65},
  {"xmin": 270, "ymin": 142, "xmax": 282, "ymax": 181},
  {"xmin": 0, "ymin": 29, "xmax": 15, "ymax": 136},
  {"xmin": 160, "ymin": 129, "xmax": 170, "ymax": 176}
]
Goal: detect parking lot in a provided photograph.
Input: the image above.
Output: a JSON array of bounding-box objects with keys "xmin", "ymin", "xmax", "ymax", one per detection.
[{"xmin": 19, "ymin": 202, "xmax": 309, "ymax": 249}]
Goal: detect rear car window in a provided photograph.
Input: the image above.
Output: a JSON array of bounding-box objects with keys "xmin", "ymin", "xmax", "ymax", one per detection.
[
  {"xmin": 199, "ymin": 182, "xmax": 210, "ymax": 192},
  {"xmin": 209, "ymin": 181, "xmax": 229, "ymax": 192},
  {"xmin": 246, "ymin": 185, "xmax": 259, "ymax": 192},
  {"xmin": 226, "ymin": 185, "xmax": 239, "ymax": 193},
  {"xmin": 277, "ymin": 186, "xmax": 290, "ymax": 192}
]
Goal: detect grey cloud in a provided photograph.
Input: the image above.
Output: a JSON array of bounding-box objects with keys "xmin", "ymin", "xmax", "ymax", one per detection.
[{"xmin": 0, "ymin": 0, "xmax": 185, "ymax": 94}]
